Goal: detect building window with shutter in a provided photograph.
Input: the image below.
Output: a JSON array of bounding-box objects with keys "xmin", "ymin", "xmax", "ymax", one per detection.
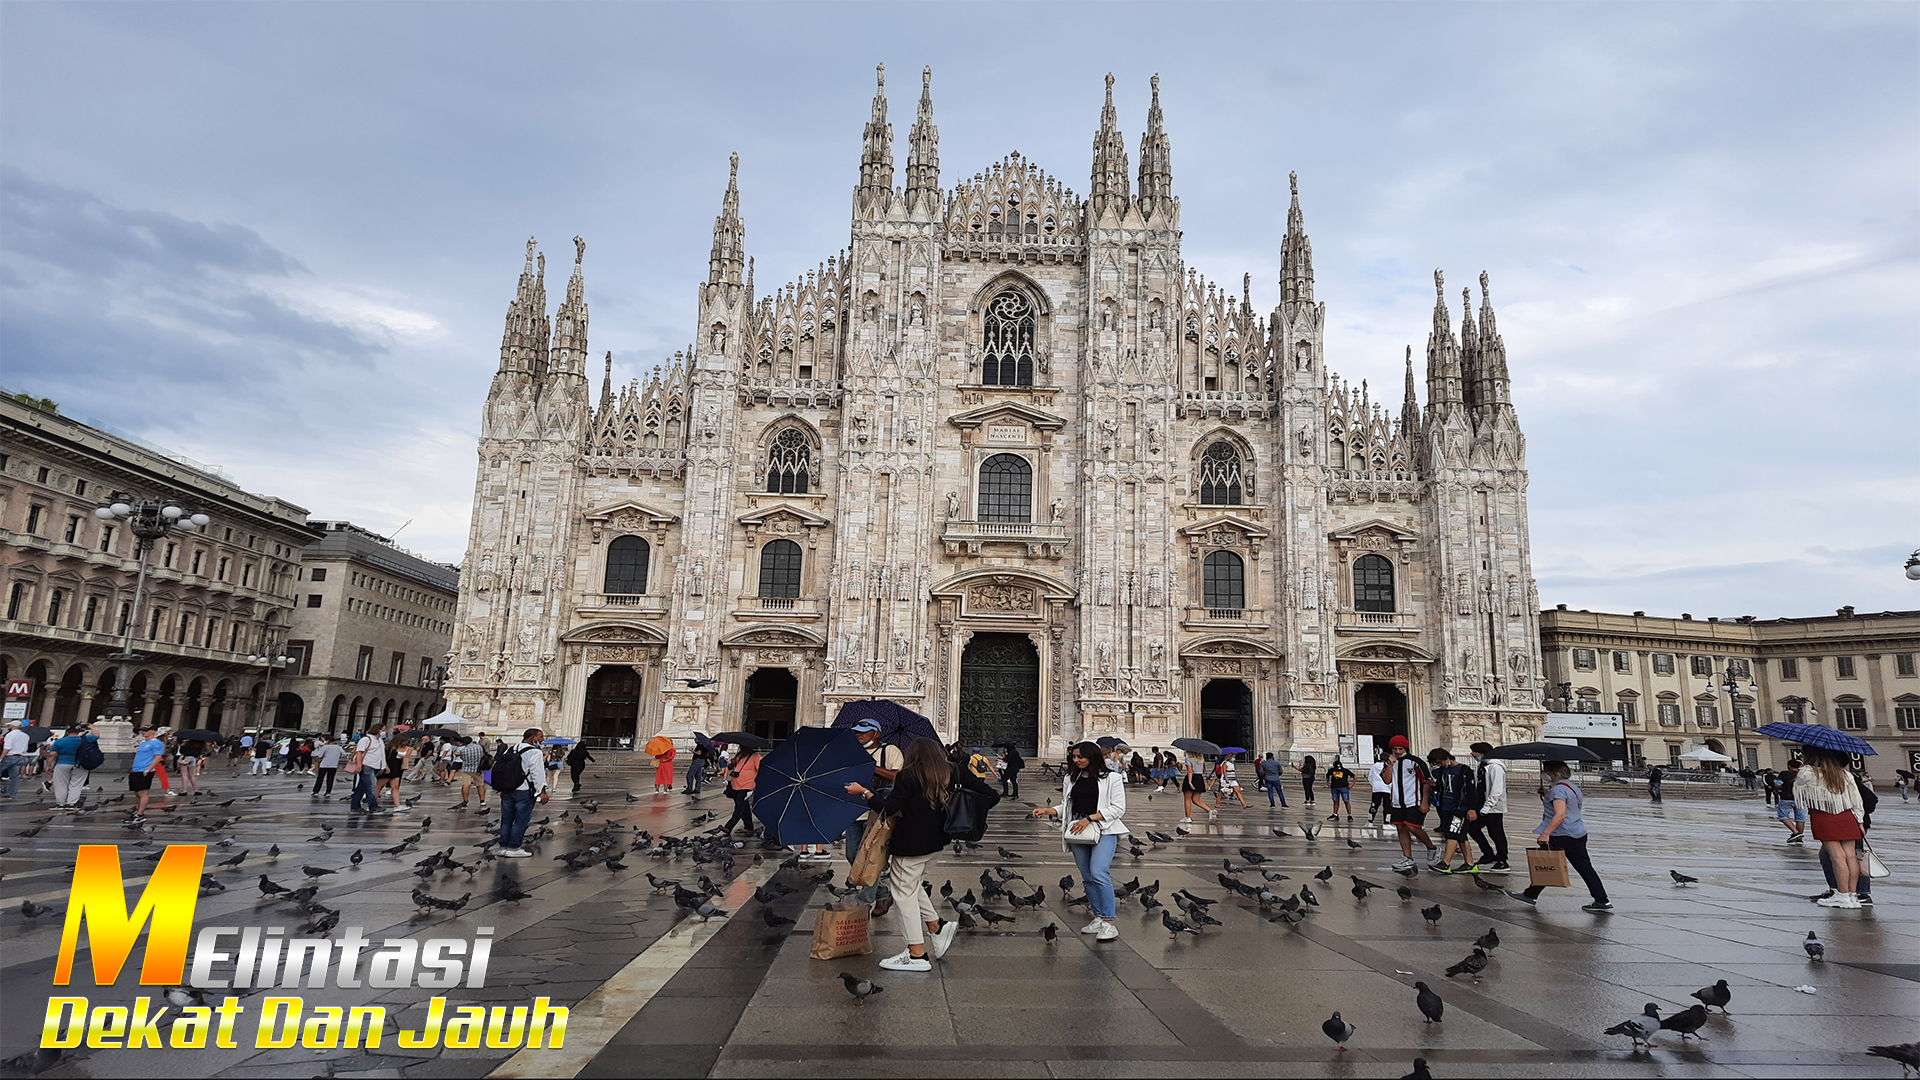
[
  {"xmin": 1897, "ymin": 653, "xmax": 1916, "ymax": 677},
  {"xmin": 1613, "ymin": 651, "xmax": 1632, "ymax": 673},
  {"xmin": 1780, "ymin": 658, "xmax": 1799, "ymax": 680},
  {"xmin": 1835, "ymin": 656, "xmax": 1856, "ymax": 678},
  {"xmin": 1652, "ymin": 653, "xmax": 1675, "ymax": 675},
  {"xmin": 1834, "ymin": 706, "xmax": 1867, "ymax": 731},
  {"xmin": 1573, "ymin": 648, "xmax": 1595, "ymax": 671},
  {"xmin": 1657, "ymin": 702, "xmax": 1681, "ymax": 727}
]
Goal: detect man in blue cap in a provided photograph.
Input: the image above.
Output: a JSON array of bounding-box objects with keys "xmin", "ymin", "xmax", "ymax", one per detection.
[{"xmin": 843, "ymin": 718, "xmax": 903, "ymax": 864}]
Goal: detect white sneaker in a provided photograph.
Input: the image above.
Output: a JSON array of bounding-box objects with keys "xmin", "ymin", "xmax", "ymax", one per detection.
[
  {"xmin": 498, "ymin": 848, "xmax": 532, "ymax": 858},
  {"xmin": 1816, "ymin": 893, "xmax": 1861, "ymax": 909},
  {"xmin": 879, "ymin": 950, "xmax": 931, "ymax": 972},
  {"xmin": 1207, "ymin": 810, "xmax": 1218, "ymax": 821},
  {"xmin": 1081, "ymin": 918, "xmax": 1106, "ymax": 935},
  {"xmin": 1096, "ymin": 921, "xmax": 1119, "ymax": 941},
  {"xmin": 931, "ymin": 921, "xmax": 958, "ymax": 959},
  {"xmin": 1179, "ymin": 817, "xmax": 1192, "ymax": 824}
]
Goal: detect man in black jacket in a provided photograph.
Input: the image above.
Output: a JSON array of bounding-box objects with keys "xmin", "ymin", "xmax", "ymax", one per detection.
[{"xmin": 1426, "ymin": 747, "xmax": 1480, "ymax": 873}]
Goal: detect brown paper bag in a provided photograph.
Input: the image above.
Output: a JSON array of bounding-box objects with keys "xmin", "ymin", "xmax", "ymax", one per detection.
[
  {"xmin": 1527, "ymin": 846, "xmax": 1570, "ymax": 888},
  {"xmin": 847, "ymin": 813, "xmax": 896, "ymax": 888},
  {"xmin": 809, "ymin": 904, "xmax": 873, "ymax": 960}
]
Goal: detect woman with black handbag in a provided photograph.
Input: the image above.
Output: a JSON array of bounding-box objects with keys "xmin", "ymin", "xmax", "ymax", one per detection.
[
  {"xmin": 1030, "ymin": 741, "xmax": 1129, "ymax": 941},
  {"xmin": 845, "ymin": 738, "xmax": 996, "ymax": 971},
  {"xmin": 1178, "ymin": 752, "xmax": 1212, "ymax": 824}
]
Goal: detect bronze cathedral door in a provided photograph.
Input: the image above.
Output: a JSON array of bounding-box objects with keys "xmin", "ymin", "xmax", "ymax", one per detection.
[{"xmin": 958, "ymin": 632, "xmax": 1040, "ymax": 755}]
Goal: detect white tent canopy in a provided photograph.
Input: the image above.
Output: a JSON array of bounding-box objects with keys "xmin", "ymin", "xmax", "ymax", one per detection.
[{"xmin": 1678, "ymin": 747, "xmax": 1733, "ymax": 763}]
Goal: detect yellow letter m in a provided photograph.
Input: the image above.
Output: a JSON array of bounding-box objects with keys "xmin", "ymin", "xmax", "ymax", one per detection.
[{"xmin": 55, "ymin": 845, "xmax": 204, "ymax": 987}]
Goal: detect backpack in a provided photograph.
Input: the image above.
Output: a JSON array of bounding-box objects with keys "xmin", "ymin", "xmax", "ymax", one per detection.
[
  {"xmin": 76, "ymin": 740, "xmax": 105, "ymax": 771},
  {"xmin": 489, "ymin": 746, "xmax": 528, "ymax": 793}
]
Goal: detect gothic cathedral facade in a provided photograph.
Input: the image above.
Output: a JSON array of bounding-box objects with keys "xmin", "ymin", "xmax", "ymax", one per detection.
[{"xmin": 442, "ymin": 68, "xmax": 1547, "ymax": 759}]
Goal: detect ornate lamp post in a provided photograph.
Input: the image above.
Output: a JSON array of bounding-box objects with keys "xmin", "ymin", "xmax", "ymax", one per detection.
[
  {"xmin": 1547, "ymin": 682, "xmax": 1574, "ymax": 713},
  {"xmin": 1716, "ymin": 663, "xmax": 1760, "ymax": 777},
  {"xmin": 94, "ymin": 495, "xmax": 210, "ymax": 721},
  {"xmin": 246, "ymin": 646, "xmax": 295, "ymax": 731}
]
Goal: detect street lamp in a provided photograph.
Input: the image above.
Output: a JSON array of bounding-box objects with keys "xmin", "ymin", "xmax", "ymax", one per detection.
[
  {"xmin": 1716, "ymin": 663, "xmax": 1760, "ymax": 780},
  {"xmin": 1547, "ymin": 682, "xmax": 1574, "ymax": 713},
  {"xmin": 95, "ymin": 494, "xmax": 211, "ymax": 721},
  {"xmin": 1906, "ymin": 550, "xmax": 1920, "ymax": 581},
  {"xmin": 246, "ymin": 648, "xmax": 295, "ymax": 731}
]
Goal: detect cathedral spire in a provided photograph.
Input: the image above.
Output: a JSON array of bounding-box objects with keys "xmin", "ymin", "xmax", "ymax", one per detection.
[
  {"xmin": 1136, "ymin": 74, "xmax": 1173, "ymax": 221},
  {"xmin": 1478, "ymin": 271, "xmax": 1511, "ymax": 407},
  {"xmin": 1089, "ymin": 73, "xmax": 1131, "ymax": 220},
  {"xmin": 599, "ymin": 350, "xmax": 614, "ymax": 412},
  {"xmin": 1425, "ymin": 269, "xmax": 1463, "ymax": 408},
  {"xmin": 545, "ymin": 236, "xmax": 589, "ymax": 387},
  {"xmin": 497, "ymin": 236, "xmax": 551, "ymax": 375},
  {"xmin": 708, "ymin": 154, "xmax": 746, "ymax": 287},
  {"xmin": 904, "ymin": 65, "xmax": 940, "ymax": 214},
  {"xmin": 1402, "ymin": 345, "xmax": 1421, "ymax": 432},
  {"xmin": 1458, "ymin": 285, "xmax": 1481, "ymax": 410},
  {"xmin": 1279, "ymin": 171, "xmax": 1315, "ymax": 310},
  {"xmin": 856, "ymin": 63, "xmax": 895, "ymax": 215}
]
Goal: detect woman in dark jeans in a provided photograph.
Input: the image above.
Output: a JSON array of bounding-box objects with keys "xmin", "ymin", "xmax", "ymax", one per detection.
[
  {"xmin": 566, "ymin": 742, "xmax": 595, "ymax": 791},
  {"xmin": 721, "ymin": 748, "xmax": 761, "ymax": 836},
  {"xmin": 1000, "ymin": 746, "xmax": 1024, "ymax": 798},
  {"xmin": 1509, "ymin": 761, "xmax": 1612, "ymax": 912},
  {"xmin": 1297, "ymin": 754, "xmax": 1318, "ymax": 809}
]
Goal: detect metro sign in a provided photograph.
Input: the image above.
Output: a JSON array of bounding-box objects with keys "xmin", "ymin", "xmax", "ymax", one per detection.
[{"xmin": 5, "ymin": 679, "xmax": 33, "ymax": 699}]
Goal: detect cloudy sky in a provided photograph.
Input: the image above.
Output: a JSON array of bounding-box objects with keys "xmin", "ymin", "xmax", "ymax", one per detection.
[{"xmin": 3, "ymin": 2, "xmax": 1914, "ymax": 618}]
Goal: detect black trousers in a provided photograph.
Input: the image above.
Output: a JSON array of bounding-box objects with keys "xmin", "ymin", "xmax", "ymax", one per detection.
[
  {"xmin": 1001, "ymin": 770, "xmax": 1020, "ymax": 798},
  {"xmin": 1522, "ymin": 834, "xmax": 1608, "ymax": 904},
  {"xmin": 311, "ymin": 767, "xmax": 336, "ymax": 796},
  {"xmin": 723, "ymin": 788, "xmax": 755, "ymax": 834},
  {"xmin": 570, "ymin": 763, "xmax": 586, "ymax": 788},
  {"xmin": 1465, "ymin": 812, "xmax": 1509, "ymax": 863}
]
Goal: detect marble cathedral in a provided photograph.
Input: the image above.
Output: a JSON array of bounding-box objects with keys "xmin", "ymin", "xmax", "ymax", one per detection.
[{"xmin": 442, "ymin": 67, "xmax": 1548, "ymax": 758}]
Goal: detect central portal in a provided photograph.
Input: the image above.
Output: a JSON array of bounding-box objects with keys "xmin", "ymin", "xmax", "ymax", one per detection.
[
  {"xmin": 743, "ymin": 667, "xmax": 798, "ymax": 743},
  {"xmin": 1200, "ymin": 679, "xmax": 1254, "ymax": 755},
  {"xmin": 584, "ymin": 665, "xmax": 642, "ymax": 749},
  {"xmin": 958, "ymin": 632, "xmax": 1039, "ymax": 755},
  {"xmin": 1355, "ymin": 682, "xmax": 1409, "ymax": 743}
]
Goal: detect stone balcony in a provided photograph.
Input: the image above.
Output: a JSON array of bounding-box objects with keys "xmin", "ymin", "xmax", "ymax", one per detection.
[
  {"xmin": 1180, "ymin": 606, "xmax": 1271, "ymax": 631},
  {"xmin": 1334, "ymin": 610, "xmax": 1421, "ymax": 637},
  {"xmin": 578, "ymin": 593, "xmax": 671, "ymax": 618},
  {"xmin": 736, "ymin": 377, "xmax": 842, "ymax": 409},
  {"xmin": 730, "ymin": 596, "xmax": 825, "ymax": 621},
  {"xmin": 940, "ymin": 520, "xmax": 1070, "ymax": 558},
  {"xmin": 1176, "ymin": 389, "xmax": 1276, "ymax": 421}
]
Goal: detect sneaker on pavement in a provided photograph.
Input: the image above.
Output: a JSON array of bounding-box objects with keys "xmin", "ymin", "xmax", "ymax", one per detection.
[
  {"xmin": 1858, "ymin": 894, "xmax": 1874, "ymax": 906},
  {"xmin": 1506, "ymin": 890, "xmax": 1537, "ymax": 906},
  {"xmin": 1808, "ymin": 889, "xmax": 1835, "ymax": 902},
  {"xmin": 1487, "ymin": 862, "xmax": 1511, "ymax": 874},
  {"xmin": 1391, "ymin": 858, "xmax": 1415, "ymax": 871},
  {"xmin": 1327, "ymin": 813, "xmax": 1338, "ymax": 821},
  {"xmin": 1096, "ymin": 921, "xmax": 1120, "ymax": 941},
  {"xmin": 1581, "ymin": 901, "xmax": 1615, "ymax": 913},
  {"xmin": 1814, "ymin": 893, "xmax": 1853, "ymax": 909},
  {"xmin": 931, "ymin": 921, "xmax": 958, "ymax": 959},
  {"xmin": 1460, "ymin": 864, "xmax": 1481, "ymax": 874},
  {"xmin": 879, "ymin": 950, "xmax": 931, "ymax": 972},
  {"xmin": 1081, "ymin": 918, "xmax": 1106, "ymax": 935},
  {"xmin": 452, "ymin": 801, "xmax": 469, "ymax": 809},
  {"xmin": 1428, "ymin": 861, "xmax": 1450, "ymax": 873},
  {"xmin": 1179, "ymin": 817, "xmax": 1192, "ymax": 824},
  {"xmin": 498, "ymin": 848, "xmax": 532, "ymax": 858}
]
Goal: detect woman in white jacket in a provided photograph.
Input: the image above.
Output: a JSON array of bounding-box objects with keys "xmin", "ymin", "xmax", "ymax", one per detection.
[
  {"xmin": 1031, "ymin": 741, "xmax": 1129, "ymax": 941},
  {"xmin": 1795, "ymin": 747, "xmax": 1867, "ymax": 909}
]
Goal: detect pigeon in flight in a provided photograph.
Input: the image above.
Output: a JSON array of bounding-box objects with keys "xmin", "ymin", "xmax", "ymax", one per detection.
[
  {"xmin": 1414, "ymin": 981, "xmax": 1444, "ymax": 1023},
  {"xmin": 1803, "ymin": 931, "xmax": 1824, "ymax": 960},
  {"xmin": 1321, "ymin": 1011, "xmax": 1355, "ymax": 1051},
  {"xmin": 1659, "ymin": 1004, "xmax": 1709, "ymax": 1041},
  {"xmin": 1690, "ymin": 979, "xmax": 1731, "ymax": 1013},
  {"xmin": 1670, "ymin": 870, "xmax": 1699, "ymax": 887},
  {"xmin": 1603, "ymin": 1003, "xmax": 1662, "ymax": 1048},
  {"xmin": 838, "ymin": 972, "xmax": 883, "ymax": 1002},
  {"xmin": 1444, "ymin": 948, "xmax": 1489, "ymax": 980}
]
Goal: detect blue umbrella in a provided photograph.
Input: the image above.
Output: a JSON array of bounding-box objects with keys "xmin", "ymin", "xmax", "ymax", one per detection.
[
  {"xmin": 830, "ymin": 699, "xmax": 938, "ymax": 751},
  {"xmin": 753, "ymin": 727, "xmax": 875, "ymax": 845},
  {"xmin": 542, "ymin": 737, "xmax": 578, "ymax": 747},
  {"xmin": 1753, "ymin": 723, "xmax": 1877, "ymax": 756}
]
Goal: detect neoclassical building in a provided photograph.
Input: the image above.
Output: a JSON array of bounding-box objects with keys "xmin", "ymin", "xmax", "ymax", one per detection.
[{"xmin": 442, "ymin": 68, "xmax": 1547, "ymax": 759}]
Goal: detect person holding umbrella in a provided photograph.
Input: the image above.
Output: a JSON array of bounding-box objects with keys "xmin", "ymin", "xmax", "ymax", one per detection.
[
  {"xmin": 1796, "ymin": 747, "xmax": 1868, "ymax": 909},
  {"xmin": 1507, "ymin": 760, "xmax": 1612, "ymax": 912},
  {"xmin": 647, "ymin": 735, "xmax": 676, "ymax": 794},
  {"xmin": 721, "ymin": 741, "xmax": 763, "ymax": 837},
  {"xmin": 843, "ymin": 720, "xmax": 903, "ymax": 863},
  {"xmin": 846, "ymin": 737, "xmax": 996, "ymax": 971},
  {"xmin": 175, "ymin": 735, "xmax": 205, "ymax": 797}
]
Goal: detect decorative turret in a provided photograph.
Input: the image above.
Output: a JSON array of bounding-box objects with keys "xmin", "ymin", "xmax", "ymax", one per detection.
[
  {"xmin": 1477, "ymin": 271, "xmax": 1511, "ymax": 410},
  {"xmin": 1089, "ymin": 73, "xmax": 1131, "ymax": 220},
  {"xmin": 1279, "ymin": 171, "xmax": 1314, "ymax": 311},
  {"xmin": 855, "ymin": 63, "xmax": 894, "ymax": 217},
  {"xmin": 599, "ymin": 351, "xmax": 614, "ymax": 412},
  {"xmin": 1424, "ymin": 269, "xmax": 1463, "ymax": 411},
  {"xmin": 903, "ymin": 65, "xmax": 940, "ymax": 216},
  {"xmin": 497, "ymin": 237, "xmax": 550, "ymax": 377},
  {"xmin": 549, "ymin": 236, "xmax": 590, "ymax": 380},
  {"xmin": 708, "ymin": 154, "xmax": 746, "ymax": 287},
  {"xmin": 1457, "ymin": 285, "xmax": 1481, "ymax": 410},
  {"xmin": 1135, "ymin": 74, "xmax": 1174, "ymax": 223},
  {"xmin": 1401, "ymin": 345, "xmax": 1422, "ymax": 436}
]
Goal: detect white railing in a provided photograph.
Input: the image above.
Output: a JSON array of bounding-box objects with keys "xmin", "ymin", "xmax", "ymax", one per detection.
[
  {"xmin": 1337, "ymin": 611, "xmax": 1418, "ymax": 627},
  {"xmin": 942, "ymin": 520, "xmax": 1069, "ymax": 540},
  {"xmin": 1206, "ymin": 608, "xmax": 1245, "ymax": 620}
]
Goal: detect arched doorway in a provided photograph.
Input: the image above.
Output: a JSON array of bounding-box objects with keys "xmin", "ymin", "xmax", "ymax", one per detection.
[
  {"xmin": 958, "ymin": 632, "xmax": 1039, "ymax": 754},
  {"xmin": 52, "ymin": 664, "xmax": 86, "ymax": 726},
  {"xmin": 1200, "ymin": 679, "xmax": 1254, "ymax": 754},
  {"xmin": 743, "ymin": 668, "xmax": 797, "ymax": 743},
  {"xmin": 275, "ymin": 693, "xmax": 304, "ymax": 731},
  {"xmin": 585, "ymin": 665, "xmax": 643, "ymax": 749},
  {"xmin": 1355, "ymin": 682, "xmax": 1408, "ymax": 744}
]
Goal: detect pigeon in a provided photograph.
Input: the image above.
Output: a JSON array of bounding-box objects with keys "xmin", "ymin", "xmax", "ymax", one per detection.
[
  {"xmin": 1145, "ymin": 831, "xmax": 1174, "ymax": 844},
  {"xmin": 267, "ymin": 844, "xmax": 280, "ymax": 858},
  {"xmin": 975, "ymin": 908, "xmax": 1013, "ymax": 926},
  {"xmin": 1803, "ymin": 931, "xmax": 1824, "ymax": 960},
  {"xmin": 305, "ymin": 833, "xmax": 331, "ymax": 843},
  {"xmin": 1603, "ymin": 1003, "xmax": 1662, "ymax": 1047},
  {"xmin": 1322, "ymin": 1011, "xmax": 1356, "ymax": 1051},
  {"xmin": 1421, "ymin": 905, "xmax": 1442, "ymax": 926},
  {"xmin": 1670, "ymin": 870, "xmax": 1699, "ymax": 887},
  {"xmin": 1314, "ymin": 866, "xmax": 1334, "ymax": 882},
  {"xmin": 838, "ymin": 972, "xmax": 883, "ymax": 1002},
  {"xmin": 258, "ymin": 875, "xmax": 290, "ymax": 897},
  {"xmin": 1474, "ymin": 928, "xmax": 1501, "ymax": 952},
  {"xmin": 1864, "ymin": 1043, "xmax": 1920, "ymax": 1076},
  {"xmin": 1690, "ymin": 979, "xmax": 1731, "ymax": 1013},
  {"xmin": 1444, "ymin": 948, "xmax": 1489, "ymax": 980},
  {"xmin": 1397, "ymin": 886, "xmax": 1413, "ymax": 902},
  {"xmin": 996, "ymin": 847, "xmax": 1022, "ymax": 860},
  {"xmin": 1415, "ymin": 981, "xmax": 1444, "ymax": 1023},
  {"xmin": 495, "ymin": 878, "xmax": 535, "ymax": 902},
  {"xmin": 301, "ymin": 908, "xmax": 341, "ymax": 936},
  {"xmin": 14, "ymin": 826, "xmax": 43, "ymax": 839},
  {"xmin": 1175, "ymin": 822, "xmax": 1192, "ymax": 835},
  {"xmin": 20, "ymin": 900, "xmax": 59, "ymax": 919},
  {"xmin": 1659, "ymin": 1003, "xmax": 1709, "ymax": 1041},
  {"xmin": 645, "ymin": 873, "xmax": 682, "ymax": 893},
  {"xmin": 1161, "ymin": 910, "xmax": 1200, "ymax": 937},
  {"xmin": 1059, "ymin": 875, "xmax": 1075, "ymax": 892},
  {"xmin": 1471, "ymin": 874, "xmax": 1505, "ymax": 893},
  {"xmin": 1041, "ymin": 923, "xmax": 1058, "ymax": 943},
  {"xmin": 349, "ymin": 849, "xmax": 364, "ymax": 867},
  {"xmin": 761, "ymin": 907, "xmax": 794, "ymax": 929},
  {"xmin": 1238, "ymin": 848, "xmax": 1269, "ymax": 864},
  {"xmin": 1222, "ymin": 859, "xmax": 1245, "ymax": 874},
  {"xmin": 1347, "ymin": 839, "xmax": 1364, "ymax": 850},
  {"xmin": 199, "ymin": 874, "xmax": 226, "ymax": 894},
  {"xmin": 1401, "ymin": 1059, "xmax": 1433, "ymax": 1080},
  {"xmin": 1300, "ymin": 823, "xmax": 1322, "ymax": 842},
  {"xmin": 1258, "ymin": 869, "xmax": 1290, "ymax": 883},
  {"xmin": 215, "ymin": 851, "xmax": 248, "ymax": 868},
  {"xmin": 1269, "ymin": 825, "xmax": 1291, "ymax": 838},
  {"xmin": 1299, "ymin": 885, "xmax": 1318, "ymax": 907},
  {"xmin": 625, "ymin": 792, "xmax": 639, "ymax": 802},
  {"xmin": 301, "ymin": 866, "xmax": 337, "ymax": 878}
]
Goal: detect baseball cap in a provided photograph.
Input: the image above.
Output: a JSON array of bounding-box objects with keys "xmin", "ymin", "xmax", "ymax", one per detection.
[
  {"xmin": 1387, "ymin": 735, "xmax": 1409, "ymax": 749},
  {"xmin": 849, "ymin": 719, "xmax": 882, "ymax": 733}
]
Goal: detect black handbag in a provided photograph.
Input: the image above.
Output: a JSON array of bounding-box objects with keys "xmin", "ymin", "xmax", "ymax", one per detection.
[{"xmin": 944, "ymin": 783, "xmax": 1002, "ymax": 841}]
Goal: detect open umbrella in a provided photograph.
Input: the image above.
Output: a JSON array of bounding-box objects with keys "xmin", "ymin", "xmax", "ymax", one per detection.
[
  {"xmin": 22, "ymin": 726, "xmax": 56, "ymax": 748},
  {"xmin": 830, "ymin": 699, "xmax": 938, "ymax": 750},
  {"xmin": 1218, "ymin": 746, "xmax": 1249, "ymax": 755},
  {"xmin": 1484, "ymin": 741, "xmax": 1602, "ymax": 762},
  {"xmin": 542, "ymin": 736, "xmax": 578, "ymax": 747},
  {"xmin": 713, "ymin": 731, "xmax": 774, "ymax": 750},
  {"xmin": 1094, "ymin": 736, "xmax": 1125, "ymax": 749},
  {"xmin": 644, "ymin": 735, "xmax": 674, "ymax": 757},
  {"xmin": 173, "ymin": 729, "xmax": 222, "ymax": 743},
  {"xmin": 1171, "ymin": 737, "xmax": 1222, "ymax": 756},
  {"xmin": 692, "ymin": 731, "xmax": 715, "ymax": 751},
  {"xmin": 1753, "ymin": 722, "xmax": 1876, "ymax": 756},
  {"xmin": 752, "ymin": 727, "xmax": 873, "ymax": 845}
]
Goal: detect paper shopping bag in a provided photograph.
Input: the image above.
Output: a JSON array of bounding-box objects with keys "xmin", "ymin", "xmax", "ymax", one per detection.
[
  {"xmin": 1527, "ymin": 846, "xmax": 1570, "ymax": 888},
  {"xmin": 847, "ymin": 813, "xmax": 896, "ymax": 888},
  {"xmin": 809, "ymin": 904, "xmax": 873, "ymax": 960}
]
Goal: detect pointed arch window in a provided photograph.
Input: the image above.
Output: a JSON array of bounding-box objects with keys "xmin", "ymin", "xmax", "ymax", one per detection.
[
  {"xmin": 981, "ymin": 289, "xmax": 1035, "ymax": 386},
  {"xmin": 977, "ymin": 454, "xmax": 1033, "ymax": 523},
  {"xmin": 1197, "ymin": 442, "xmax": 1244, "ymax": 505},
  {"xmin": 757, "ymin": 539, "xmax": 803, "ymax": 599},
  {"xmin": 1353, "ymin": 554, "xmax": 1395, "ymax": 613},
  {"xmin": 1203, "ymin": 550, "xmax": 1245, "ymax": 610},
  {"xmin": 766, "ymin": 429, "xmax": 812, "ymax": 494},
  {"xmin": 603, "ymin": 536, "xmax": 651, "ymax": 595}
]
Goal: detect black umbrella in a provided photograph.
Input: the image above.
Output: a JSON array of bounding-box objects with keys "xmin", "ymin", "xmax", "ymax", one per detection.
[
  {"xmin": 1484, "ymin": 741, "xmax": 1602, "ymax": 762},
  {"xmin": 21, "ymin": 725, "xmax": 56, "ymax": 748},
  {"xmin": 712, "ymin": 731, "xmax": 774, "ymax": 750},
  {"xmin": 174, "ymin": 729, "xmax": 222, "ymax": 743},
  {"xmin": 1095, "ymin": 736, "xmax": 1127, "ymax": 749},
  {"xmin": 1171, "ymin": 737, "xmax": 1222, "ymax": 756}
]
